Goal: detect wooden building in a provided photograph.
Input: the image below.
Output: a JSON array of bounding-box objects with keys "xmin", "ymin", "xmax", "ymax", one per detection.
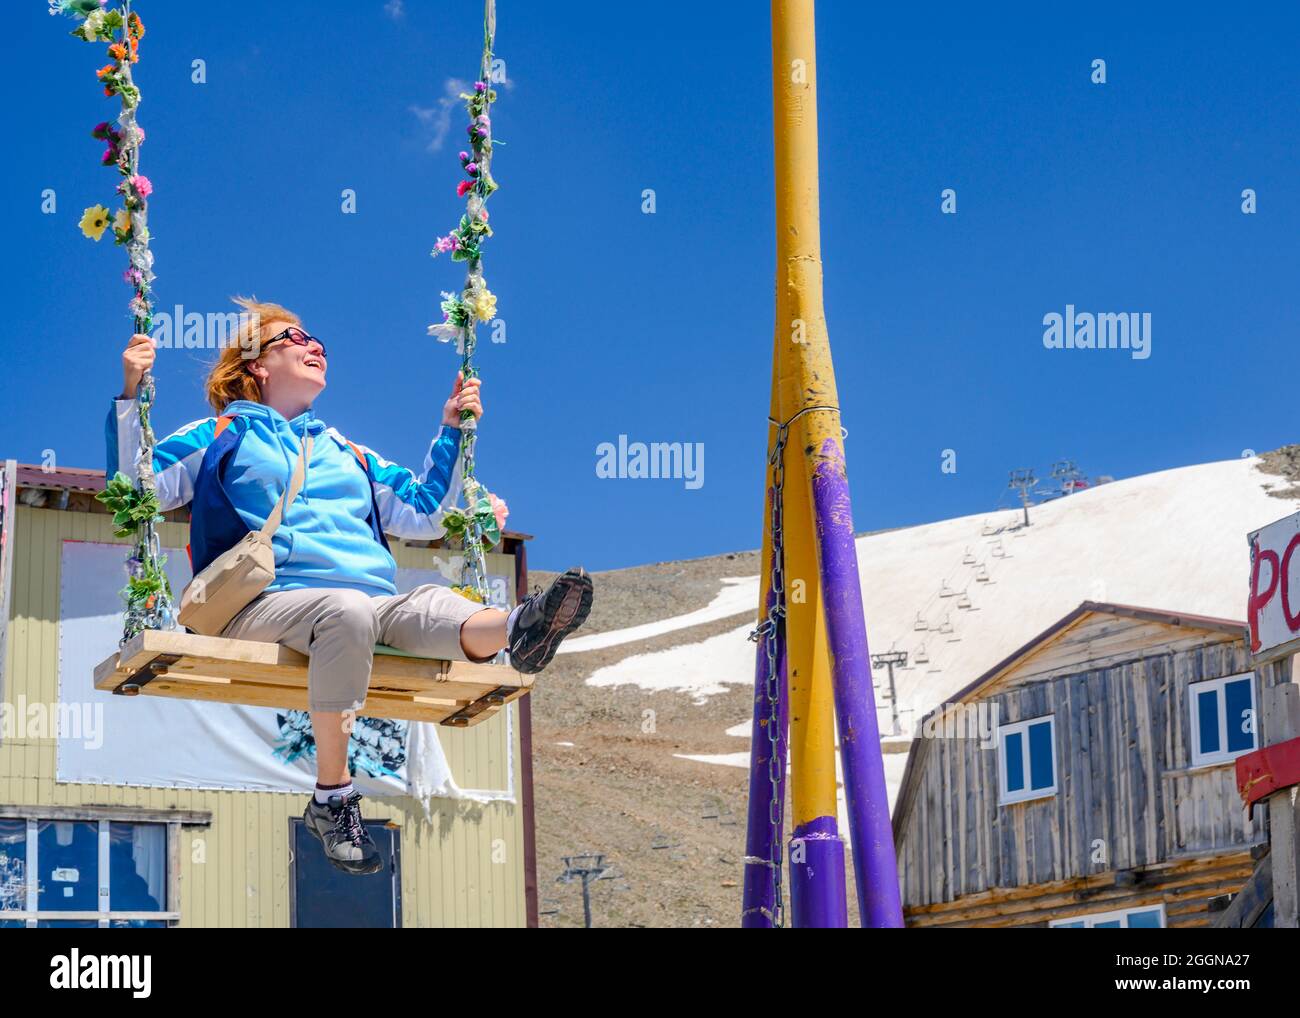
[
  {"xmin": 892, "ymin": 601, "xmax": 1288, "ymax": 928},
  {"xmin": 0, "ymin": 460, "xmax": 538, "ymax": 928}
]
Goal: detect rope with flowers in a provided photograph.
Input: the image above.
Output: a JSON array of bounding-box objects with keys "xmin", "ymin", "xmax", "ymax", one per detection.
[
  {"xmin": 50, "ymin": 0, "xmax": 171, "ymax": 640},
  {"xmin": 427, "ymin": 0, "xmax": 506, "ymax": 605}
]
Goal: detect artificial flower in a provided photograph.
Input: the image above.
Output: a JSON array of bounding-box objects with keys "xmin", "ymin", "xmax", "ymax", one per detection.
[
  {"xmin": 457, "ymin": 179, "xmax": 474, "ymax": 198},
  {"xmin": 427, "ymin": 321, "xmax": 462, "ymax": 342},
  {"xmin": 108, "ymin": 42, "xmax": 125, "ymax": 61},
  {"xmin": 130, "ymin": 174, "xmax": 153, "ymax": 199},
  {"xmin": 488, "ymin": 492, "xmax": 509, "ymax": 531},
  {"xmin": 95, "ymin": 63, "xmax": 115, "ymax": 79},
  {"xmin": 52, "ymin": 0, "xmax": 105, "ymax": 22},
  {"xmin": 113, "ymin": 208, "xmax": 131, "ymax": 235},
  {"xmin": 79, "ymin": 204, "xmax": 110, "ymax": 241},
  {"xmin": 470, "ymin": 288, "xmax": 497, "ymax": 322}
]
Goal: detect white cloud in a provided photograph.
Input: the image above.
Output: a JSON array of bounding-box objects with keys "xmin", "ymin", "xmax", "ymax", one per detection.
[
  {"xmin": 384, "ymin": 0, "xmax": 405, "ymax": 19},
  {"xmin": 409, "ymin": 78, "xmax": 471, "ymax": 153}
]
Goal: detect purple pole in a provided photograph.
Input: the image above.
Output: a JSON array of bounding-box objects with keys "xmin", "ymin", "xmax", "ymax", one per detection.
[
  {"xmin": 741, "ymin": 586, "xmax": 789, "ymax": 928},
  {"xmin": 811, "ymin": 437, "xmax": 904, "ymax": 927},
  {"xmin": 789, "ymin": 815, "xmax": 847, "ymax": 927}
]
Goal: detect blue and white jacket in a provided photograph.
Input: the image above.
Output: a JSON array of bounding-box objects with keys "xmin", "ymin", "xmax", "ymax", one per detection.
[{"xmin": 105, "ymin": 398, "xmax": 463, "ymax": 597}]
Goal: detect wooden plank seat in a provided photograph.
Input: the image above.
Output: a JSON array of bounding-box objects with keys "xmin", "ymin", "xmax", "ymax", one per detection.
[{"xmin": 93, "ymin": 630, "xmax": 529, "ymax": 728}]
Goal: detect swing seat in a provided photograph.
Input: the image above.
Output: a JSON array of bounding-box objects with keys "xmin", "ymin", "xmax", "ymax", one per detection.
[{"xmin": 92, "ymin": 630, "xmax": 529, "ymax": 728}]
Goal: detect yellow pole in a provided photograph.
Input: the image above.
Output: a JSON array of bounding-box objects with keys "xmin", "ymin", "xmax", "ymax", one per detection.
[
  {"xmin": 780, "ymin": 386, "xmax": 839, "ymax": 828},
  {"xmin": 771, "ymin": 0, "xmax": 848, "ymax": 926}
]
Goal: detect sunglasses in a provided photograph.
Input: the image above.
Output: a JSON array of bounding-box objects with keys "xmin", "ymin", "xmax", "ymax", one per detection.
[{"xmin": 264, "ymin": 327, "xmax": 327, "ymax": 360}]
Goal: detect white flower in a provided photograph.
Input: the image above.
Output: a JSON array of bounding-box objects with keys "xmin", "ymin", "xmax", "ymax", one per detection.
[
  {"xmin": 427, "ymin": 322, "xmax": 461, "ymax": 343},
  {"xmin": 71, "ymin": 9, "xmax": 106, "ymax": 39}
]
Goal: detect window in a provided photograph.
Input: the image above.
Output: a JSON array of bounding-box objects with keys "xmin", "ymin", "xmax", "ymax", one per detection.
[
  {"xmin": 1051, "ymin": 904, "xmax": 1166, "ymax": 929},
  {"xmin": 997, "ymin": 715, "xmax": 1057, "ymax": 805},
  {"xmin": 0, "ymin": 816, "xmax": 172, "ymax": 927},
  {"xmin": 1189, "ymin": 673, "xmax": 1257, "ymax": 768}
]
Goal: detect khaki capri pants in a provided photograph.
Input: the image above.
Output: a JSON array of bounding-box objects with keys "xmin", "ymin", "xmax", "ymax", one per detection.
[{"xmin": 222, "ymin": 584, "xmax": 494, "ymax": 713}]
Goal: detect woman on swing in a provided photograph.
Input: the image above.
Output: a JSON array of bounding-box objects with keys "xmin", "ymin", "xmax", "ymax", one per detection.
[{"xmin": 108, "ymin": 297, "xmax": 593, "ymax": 875}]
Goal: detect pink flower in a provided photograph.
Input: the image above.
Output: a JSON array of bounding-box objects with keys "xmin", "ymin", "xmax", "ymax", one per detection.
[
  {"xmin": 488, "ymin": 493, "xmax": 509, "ymax": 531},
  {"xmin": 130, "ymin": 175, "xmax": 153, "ymax": 198},
  {"xmin": 474, "ymin": 81, "xmax": 487, "ymax": 93},
  {"xmin": 457, "ymin": 179, "xmax": 474, "ymax": 198},
  {"xmin": 458, "ymin": 150, "xmax": 469, "ymax": 163},
  {"xmin": 102, "ymin": 147, "xmax": 117, "ymax": 165},
  {"xmin": 123, "ymin": 267, "xmax": 143, "ymax": 285},
  {"xmin": 465, "ymin": 162, "xmax": 478, "ymax": 175},
  {"xmin": 434, "ymin": 236, "xmax": 454, "ymax": 253}
]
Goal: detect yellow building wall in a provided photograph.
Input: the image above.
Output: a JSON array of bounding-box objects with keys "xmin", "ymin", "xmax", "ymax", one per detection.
[{"xmin": 0, "ymin": 505, "xmax": 526, "ymax": 928}]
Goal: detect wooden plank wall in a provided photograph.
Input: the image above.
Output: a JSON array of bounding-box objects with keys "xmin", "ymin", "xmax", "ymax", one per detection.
[
  {"xmin": 906, "ymin": 850, "xmax": 1257, "ymax": 928},
  {"xmin": 0, "ymin": 505, "xmax": 526, "ymax": 928},
  {"xmin": 898, "ymin": 616, "xmax": 1287, "ymax": 920}
]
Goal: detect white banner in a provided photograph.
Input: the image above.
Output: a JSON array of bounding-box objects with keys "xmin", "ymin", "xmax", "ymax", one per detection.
[{"xmin": 57, "ymin": 540, "xmax": 513, "ymax": 804}]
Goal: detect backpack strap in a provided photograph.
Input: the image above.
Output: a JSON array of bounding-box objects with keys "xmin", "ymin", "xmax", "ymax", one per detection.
[
  {"xmin": 343, "ymin": 439, "xmax": 368, "ymax": 473},
  {"xmin": 188, "ymin": 414, "xmax": 238, "ymax": 568}
]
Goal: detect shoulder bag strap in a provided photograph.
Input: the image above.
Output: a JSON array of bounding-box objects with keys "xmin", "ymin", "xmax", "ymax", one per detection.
[{"xmin": 259, "ymin": 433, "xmax": 314, "ymax": 537}]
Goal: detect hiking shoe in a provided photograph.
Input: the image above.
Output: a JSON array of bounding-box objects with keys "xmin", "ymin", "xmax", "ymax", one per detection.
[
  {"xmin": 302, "ymin": 791, "xmax": 384, "ymax": 876},
  {"xmin": 508, "ymin": 567, "xmax": 594, "ymax": 674}
]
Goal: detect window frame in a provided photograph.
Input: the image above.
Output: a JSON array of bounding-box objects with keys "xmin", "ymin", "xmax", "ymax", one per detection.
[
  {"xmin": 0, "ymin": 809, "xmax": 181, "ymax": 928},
  {"xmin": 1050, "ymin": 903, "xmax": 1167, "ymax": 929},
  {"xmin": 1188, "ymin": 672, "xmax": 1258, "ymax": 769},
  {"xmin": 996, "ymin": 714, "xmax": 1058, "ymax": 806}
]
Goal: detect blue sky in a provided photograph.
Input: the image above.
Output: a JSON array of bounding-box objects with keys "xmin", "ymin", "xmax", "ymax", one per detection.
[{"xmin": 6, "ymin": 2, "xmax": 1299, "ymax": 571}]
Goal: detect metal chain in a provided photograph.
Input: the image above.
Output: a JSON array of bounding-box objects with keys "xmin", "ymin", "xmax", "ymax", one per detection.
[{"xmin": 745, "ymin": 404, "xmax": 839, "ymax": 928}]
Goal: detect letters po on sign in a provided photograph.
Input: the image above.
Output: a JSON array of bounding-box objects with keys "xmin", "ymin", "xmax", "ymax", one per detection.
[{"xmin": 1247, "ymin": 509, "xmax": 1300, "ymax": 662}]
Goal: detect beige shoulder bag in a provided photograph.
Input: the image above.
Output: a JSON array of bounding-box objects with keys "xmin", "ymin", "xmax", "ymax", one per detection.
[{"xmin": 178, "ymin": 434, "xmax": 314, "ymax": 636}]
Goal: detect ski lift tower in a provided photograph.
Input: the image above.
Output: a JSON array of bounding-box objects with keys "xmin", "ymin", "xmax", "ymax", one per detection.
[
  {"xmin": 871, "ymin": 650, "xmax": 908, "ymax": 737},
  {"xmin": 1009, "ymin": 468, "xmax": 1037, "ymax": 527}
]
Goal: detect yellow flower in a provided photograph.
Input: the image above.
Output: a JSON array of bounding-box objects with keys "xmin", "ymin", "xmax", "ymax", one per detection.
[
  {"xmin": 113, "ymin": 208, "xmax": 132, "ymax": 236},
  {"xmin": 79, "ymin": 205, "xmax": 111, "ymax": 242},
  {"xmin": 472, "ymin": 288, "xmax": 497, "ymax": 322}
]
